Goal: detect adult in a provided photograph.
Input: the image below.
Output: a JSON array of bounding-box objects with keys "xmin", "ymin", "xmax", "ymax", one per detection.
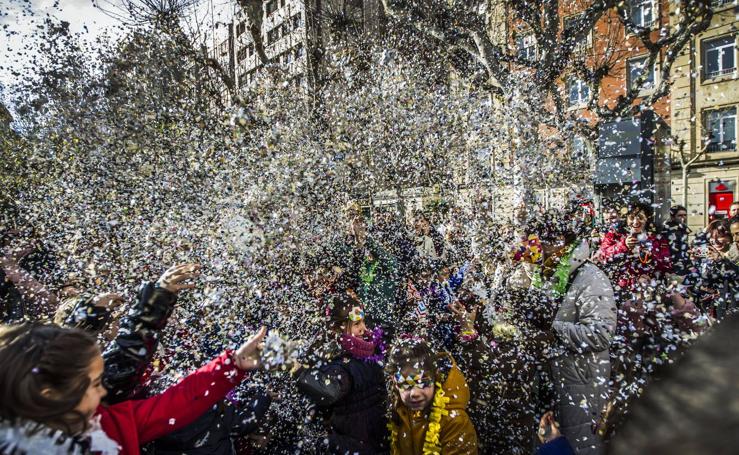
[
  {"xmin": 536, "ymin": 216, "xmax": 617, "ymax": 455},
  {"xmin": 413, "ymin": 211, "xmax": 444, "ymax": 260},
  {"xmin": 332, "ymin": 208, "xmax": 400, "ymax": 334},
  {"xmin": 697, "ymin": 219, "xmax": 739, "ymax": 320},
  {"xmin": 729, "ymin": 201, "xmax": 739, "ymax": 219},
  {"xmin": 596, "ymin": 203, "xmax": 671, "ymax": 293},
  {"xmin": 661, "ymin": 205, "xmax": 691, "ymax": 277}
]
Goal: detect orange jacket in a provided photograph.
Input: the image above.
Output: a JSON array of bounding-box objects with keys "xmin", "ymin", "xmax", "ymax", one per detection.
[{"xmin": 391, "ymin": 355, "xmax": 478, "ymax": 454}]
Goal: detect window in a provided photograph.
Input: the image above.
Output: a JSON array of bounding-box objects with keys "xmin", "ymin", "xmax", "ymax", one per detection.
[
  {"xmin": 266, "ymin": 0, "xmax": 278, "ymax": 15},
  {"xmin": 267, "ymin": 28, "xmax": 279, "ymax": 45},
  {"xmin": 571, "ymin": 136, "xmax": 587, "ymax": 161},
  {"xmin": 295, "ymin": 43, "xmax": 304, "ymax": 59},
  {"xmin": 704, "ymin": 35, "xmax": 735, "ymax": 79},
  {"xmin": 629, "ymin": 0, "xmax": 655, "ymax": 28},
  {"xmin": 280, "ymin": 23, "xmax": 289, "ymax": 38},
  {"xmin": 247, "ymin": 43, "xmax": 255, "ymax": 57},
  {"xmin": 563, "ymin": 16, "xmax": 591, "ymax": 50},
  {"xmin": 567, "ymin": 78, "xmax": 590, "ymax": 106},
  {"xmin": 705, "ymin": 107, "xmax": 737, "ymax": 152},
  {"xmin": 237, "ymin": 46, "xmax": 247, "ymax": 62},
  {"xmin": 292, "ymin": 13, "xmax": 302, "ymax": 31},
  {"xmin": 516, "ymin": 34, "xmax": 537, "ymax": 60},
  {"xmin": 627, "ymin": 56, "xmax": 655, "ymax": 91},
  {"xmin": 236, "ymin": 21, "xmax": 246, "ymax": 37},
  {"xmin": 711, "ymin": 0, "xmax": 735, "ymax": 8}
]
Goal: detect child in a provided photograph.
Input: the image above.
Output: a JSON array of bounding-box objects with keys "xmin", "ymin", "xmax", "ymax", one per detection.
[
  {"xmin": 386, "ymin": 338, "xmax": 477, "ymax": 454},
  {"xmin": 295, "ymin": 292, "xmax": 389, "ymax": 454},
  {"xmin": 0, "ymin": 322, "xmax": 266, "ymax": 455}
]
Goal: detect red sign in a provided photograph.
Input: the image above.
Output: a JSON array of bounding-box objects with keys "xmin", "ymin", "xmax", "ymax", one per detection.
[{"xmin": 708, "ymin": 180, "xmax": 735, "ymax": 220}]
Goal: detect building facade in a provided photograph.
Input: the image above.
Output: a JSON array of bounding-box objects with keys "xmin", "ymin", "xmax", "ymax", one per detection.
[
  {"xmin": 212, "ymin": 0, "xmax": 385, "ymax": 94},
  {"xmin": 669, "ymin": 0, "xmax": 738, "ymax": 233}
]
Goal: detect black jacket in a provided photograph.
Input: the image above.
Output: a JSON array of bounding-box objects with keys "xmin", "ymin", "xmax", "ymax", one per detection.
[
  {"xmin": 150, "ymin": 394, "xmax": 272, "ymax": 455},
  {"xmin": 297, "ymin": 355, "xmax": 389, "ymax": 454},
  {"xmin": 102, "ymin": 282, "xmax": 177, "ymax": 403}
]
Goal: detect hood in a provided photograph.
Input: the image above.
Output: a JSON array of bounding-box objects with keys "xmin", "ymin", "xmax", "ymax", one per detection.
[
  {"xmin": 567, "ymin": 239, "xmax": 590, "ymax": 276},
  {"xmin": 0, "ymin": 419, "xmax": 89, "ymax": 455},
  {"xmin": 438, "ymin": 353, "xmax": 470, "ymax": 411}
]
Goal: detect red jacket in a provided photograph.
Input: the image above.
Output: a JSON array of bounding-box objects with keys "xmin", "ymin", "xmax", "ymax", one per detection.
[
  {"xmin": 597, "ymin": 231, "xmax": 671, "ymax": 291},
  {"xmin": 97, "ymin": 350, "xmax": 246, "ymax": 455}
]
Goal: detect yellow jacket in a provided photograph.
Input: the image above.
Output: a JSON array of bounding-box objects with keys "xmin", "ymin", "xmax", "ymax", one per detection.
[{"xmin": 391, "ymin": 355, "xmax": 478, "ymax": 454}]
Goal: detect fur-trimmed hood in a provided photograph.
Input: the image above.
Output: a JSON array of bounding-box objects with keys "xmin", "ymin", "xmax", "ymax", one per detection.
[{"xmin": 0, "ymin": 419, "xmax": 89, "ymax": 455}]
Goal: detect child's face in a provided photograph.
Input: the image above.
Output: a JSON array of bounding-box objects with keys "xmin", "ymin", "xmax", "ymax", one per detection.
[
  {"xmin": 74, "ymin": 353, "xmax": 107, "ymax": 420},
  {"xmin": 345, "ymin": 318, "xmax": 367, "ymax": 338},
  {"xmin": 345, "ymin": 306, "xmax": 367, "ymax": 338},
  {"xmin": 395, "ymin": 367, "xmax": 435, "ymax": 411}
]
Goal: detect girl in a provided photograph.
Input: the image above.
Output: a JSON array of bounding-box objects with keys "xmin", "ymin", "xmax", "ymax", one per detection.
[
  {"xmin": 0, "ymin": 322, "xmax": 266, "ymax": 455},
  {"xmin": 295, "ymin": 292, "xmax": 388, "ymax": 454},
  {"xmin": 386, "ymin": 338, "xmax": 477, "ymax": 455}
]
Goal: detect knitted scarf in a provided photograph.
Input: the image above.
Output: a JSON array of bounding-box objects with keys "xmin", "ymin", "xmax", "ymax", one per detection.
[{"xmin": 340, "ymin": 326, "xmax": 386, "ymax": 363}]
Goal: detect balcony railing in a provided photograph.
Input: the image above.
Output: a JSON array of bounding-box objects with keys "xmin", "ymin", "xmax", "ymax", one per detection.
[
  {"xmin": 712, "ymin": 0, "xmax": 735, "ymax": 8},
  {"xmin": 707, "ymin": 141, "xmax": 737, "ymax": 152},
  {"xmin": 705, "ymin": 67, "xmax": 736, "ymax": 79}
]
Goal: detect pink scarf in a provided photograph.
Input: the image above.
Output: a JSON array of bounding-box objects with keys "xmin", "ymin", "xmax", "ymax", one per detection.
[{"xmin": 339, "ymin": 327, "xmax": 386, "ymax": 362}]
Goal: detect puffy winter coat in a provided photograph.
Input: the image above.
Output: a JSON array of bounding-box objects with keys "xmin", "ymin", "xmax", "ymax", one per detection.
[
  {"xmin": 391, "ymin": 354, "xmax": 478, "ymax": 455},
  {"xmin": 549, "ymin": 241, "xmax": 617, "ymax": 455},
  {"xmin": 0, "ymin": 351, "xmax": 247, "ymax": 455},
  {"xmin": 297, "ymin": 354, "xmax": 389, "ymax": 454},
  {"xmin": 102, "ymin": 283, "xmax": 177, "ymax": 404}
]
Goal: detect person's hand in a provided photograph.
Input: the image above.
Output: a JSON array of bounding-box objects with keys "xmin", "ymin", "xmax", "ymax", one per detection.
[
  {"xmin": 92, "ymin": 292, "xmax": 125, "ymax": 310},
  {"xmin": 538, "ymin": 411, "xmax": 562, "ymax": 444},
  {"xmin": 625, "ymin": 236, "xmax": 638, "ymax": 250},
  {"xmin": 156, "ymin": 263, "xmax": 201, "ymax": 295},
  {"xmin": 448, "ymin": 300, "xmax": 477, "ymax": 333},
  {"xmin": 1, "ymin": 241, "xmax": 35, "ymax": 263},
  {"xmin": 234, "ymin": 326, "xmax": 267, "ymax": 371},
  {"xmin": 706, "ymin": 246, "xmax": 722, "ymax": 262}
]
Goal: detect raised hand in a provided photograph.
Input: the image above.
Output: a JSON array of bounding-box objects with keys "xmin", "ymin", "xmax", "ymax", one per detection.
[
  {"xmin": 235, "ymin": 326, "xmax": 267, "ymax": 371},
  {"xmin": 537, "ymin": 411, "xmax": 562, "ymax": 444},
  {"xmin": 156, "ymin": 263, "xmax": 201, "ymax": 295}
]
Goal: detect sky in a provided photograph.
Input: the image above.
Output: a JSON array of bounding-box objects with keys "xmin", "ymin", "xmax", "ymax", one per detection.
[
  {"xmin": 0, "ymin": 0, "xmax": 235, "ymax": 101},
  {"xmin": 0, "ymin": 0, "xmax": 124, "ymax": 89}
]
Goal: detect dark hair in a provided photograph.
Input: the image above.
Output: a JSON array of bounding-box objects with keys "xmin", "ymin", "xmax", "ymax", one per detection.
[
  {"xmin": 669, "ymin": 205, "xmax": 687, "ymax": 217},
  {"xmin": 730, "ymin": 216, "xmax": 739, "ymax": 226},
  {"xmin": 0, "ymin": 324, "xmax": 100, "ymax": 434},
  {"xmin": 385, "ymin": 338, "xmax": 438, "ymax": 416},
  {"xmin": 608, "ymin": 313, "xmax": 739, "ymax": 454},
  {"xmin": 325, "ymin": 292, "xmax": 361, "ymax": 334},
  {"xmin": 707, "ymin": 218, "xmax": 731, "ymax": 238},
  {"xmin": 626, "ymin": 202, "xmax": 655, "ymax": 232},
  {"xmin": 386, "ymin": 338, "xmax": 437, "ymax": 383}
]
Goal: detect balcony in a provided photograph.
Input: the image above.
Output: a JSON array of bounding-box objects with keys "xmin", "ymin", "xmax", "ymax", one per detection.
[
  {"xmin": 705, "ymin": 67, "xmax": 736, "ymax": 79},
  {"xmin": 707, "ymin": 141, "xmax": 737, "ymax": 152}
]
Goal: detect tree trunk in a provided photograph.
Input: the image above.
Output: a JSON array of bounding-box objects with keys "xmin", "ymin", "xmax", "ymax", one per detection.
[{"xmin": 682, "ymin": 165, "xmax": 689, "ymax": 209}]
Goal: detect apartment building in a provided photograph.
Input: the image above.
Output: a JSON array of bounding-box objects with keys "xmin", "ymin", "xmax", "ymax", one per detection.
[
  {"xmin": 669, "ymin": 0, "xmax": 738, "ymax": 232},
  {"xmin": 212, "ymin": 0, "xmax": 384, "ymax": 94}
]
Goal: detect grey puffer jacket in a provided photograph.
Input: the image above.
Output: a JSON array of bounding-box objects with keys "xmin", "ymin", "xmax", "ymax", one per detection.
[{"xmin": 549, "ymin": 241, "xmax": 617, "ymax": 455}]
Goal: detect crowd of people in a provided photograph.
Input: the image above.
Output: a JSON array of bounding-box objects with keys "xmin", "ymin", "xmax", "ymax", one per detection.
[{"xmin": 1, "ymin": 196, "xmax": 738, "ymax": 455}]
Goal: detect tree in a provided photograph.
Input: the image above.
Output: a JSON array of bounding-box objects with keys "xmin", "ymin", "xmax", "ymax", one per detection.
[
  {"xmin": 671, "ymin": 131, "xmax": 711, "ymax": 209},
  {"xmin": 379, "ymin": 0, "xmax": 714, "ymax": 209}
]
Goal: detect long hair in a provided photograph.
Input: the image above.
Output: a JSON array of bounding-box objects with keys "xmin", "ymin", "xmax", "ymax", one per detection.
[{"xmin": 0, "ymin": 323, "xmax": 100, "ymax": 435}]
